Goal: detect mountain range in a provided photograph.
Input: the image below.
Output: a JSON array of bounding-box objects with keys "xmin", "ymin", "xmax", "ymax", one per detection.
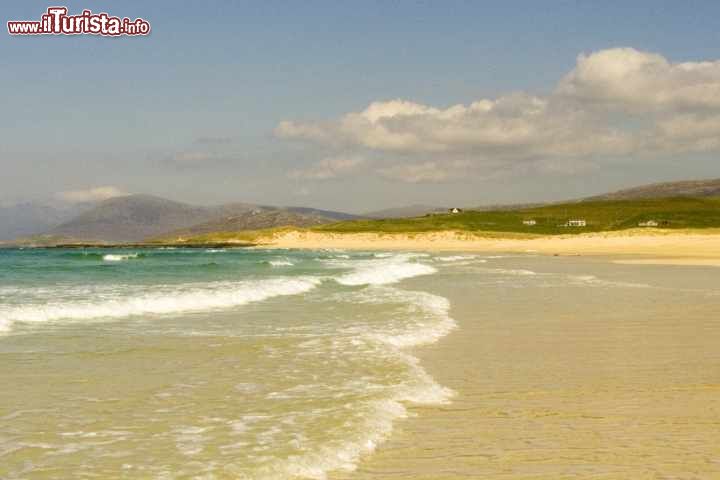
[
  {"xmin": 5, "ymin": 195, "xmax": 360, "ymax": 244},
  {"xmin": 583, "ymin": 178, "xmax": 720, "ymax": 201},
  {"xmin": 2, "ymin": 177, "xmax": 720, "ymax": 244}
]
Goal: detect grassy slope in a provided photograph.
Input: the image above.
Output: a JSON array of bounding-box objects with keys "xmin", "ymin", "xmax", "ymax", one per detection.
[
  {"xmin": 156, "ymin": 197, "xmax": 720, "ymax": 243},
  {"xmin": 314, "ymin": 197, "xmax": 720, "ymax": 235}
]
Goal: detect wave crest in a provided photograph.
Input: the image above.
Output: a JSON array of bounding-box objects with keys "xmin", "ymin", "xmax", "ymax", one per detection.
[
  {"xmin": 103, "ymin": 253, "xmax": 141, "ymax": 262},
  {"xmin": 336, "ymin": 254, "xmax": 437, "ymax": 286},
  {"xmin": 0, "ymin": 277, "xmax": 321, "ymax": 328}
]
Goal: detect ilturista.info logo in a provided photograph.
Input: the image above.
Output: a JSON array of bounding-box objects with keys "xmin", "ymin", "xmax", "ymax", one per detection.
[{"xmin": 8, "ymin": 6, "xmax": 151, "ymax": 36}]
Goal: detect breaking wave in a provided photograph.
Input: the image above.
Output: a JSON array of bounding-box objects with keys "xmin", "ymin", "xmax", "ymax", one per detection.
[
  {"xmin": 335, "ymin": 254, "xmax": 437, "ymax": 286},
  {"xmin": 268, "ymin": 259, "xmax": 294, "ymax": 267},
  {"xmin": 103, "ymin": 253, "xmax": 141, "ymax": 262},
  {"xmin": 288, "ymin": 285, "xmax": 455, "ymax": 479},
  {"xmin": 0, "ymin": 277, "xmax": 321, "ymax": 328}
]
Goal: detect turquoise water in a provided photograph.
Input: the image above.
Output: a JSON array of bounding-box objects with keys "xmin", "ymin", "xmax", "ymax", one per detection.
[
  {"xmin": 5, "ymin": 249, "xmax": 719, "ymax": 479},
  {"xmin": 0, "ymin": 247, "xmax": 456, "ymax": 479}
]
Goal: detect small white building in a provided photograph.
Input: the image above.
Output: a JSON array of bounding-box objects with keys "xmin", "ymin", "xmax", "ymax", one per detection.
[
  {"xmin": 566, "ymin": 219, "xmax": 587, "ymax": 227},
  {"xmin": 449, "ymin": 207, "xmax": 462, "ymax": 214},
  {"xmin": 638, "ymin": 220, "xmax": 659, "ymax": 227},
  {"xmin": 522, "ymin": 219, "xmax": 537, "ymax": 226}
]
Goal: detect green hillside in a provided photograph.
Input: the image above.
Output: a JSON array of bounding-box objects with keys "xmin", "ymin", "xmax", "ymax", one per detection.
[{"xmin": 315, "ymin": 197, "xmax": 720, "ymax": 235}]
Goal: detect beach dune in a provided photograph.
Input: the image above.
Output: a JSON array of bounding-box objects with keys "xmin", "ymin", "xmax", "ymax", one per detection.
[{"xmin": 254, "ymin": 228, "xmax": 720, "ymax": 264}]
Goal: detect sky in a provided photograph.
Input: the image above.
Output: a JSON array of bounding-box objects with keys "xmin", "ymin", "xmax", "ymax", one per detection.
[{"xmin": 2, "ymin": 1, "xmax": 720, "ymax": 212}]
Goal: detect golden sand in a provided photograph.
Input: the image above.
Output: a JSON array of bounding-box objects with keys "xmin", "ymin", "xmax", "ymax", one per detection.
[
  {"xmin": 330, "ymin": 257, "xmax": 720, "ymax": 479},
  {"xmin": 255, "ymin": 228, "xmax": 720, "ymax": 260}
]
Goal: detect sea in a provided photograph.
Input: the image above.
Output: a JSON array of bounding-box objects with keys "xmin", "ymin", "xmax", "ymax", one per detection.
[
  {"xmin": 3, "ymin": 248, "xmax": 719, "ymax": 479},
  {"xmin": 0, "ymin": 247, "xmax": 456, "ymax": 479}
]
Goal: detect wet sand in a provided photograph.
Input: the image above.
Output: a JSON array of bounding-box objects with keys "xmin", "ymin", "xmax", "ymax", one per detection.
[
  {"xmin": 614, "ymin": 258, "xmax": 720, "ymax": 266},
  {"xmin": 333, "ymin": 256, "xmax": 720, "ymax": 479}
]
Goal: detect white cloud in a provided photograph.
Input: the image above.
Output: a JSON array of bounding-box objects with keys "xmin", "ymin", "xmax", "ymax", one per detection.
[
  {"xmin": 651, "ymin": 113, "xmax": 720, "ymax": 154},
  {"xmin": 289, "ymin": 155, "xmax": 365, "ymax": 180},
  {"xmin": 57, "ymin": 186, "xmax": 127, "ymax": 203},
  {"xmin": 276, "ymin": 48, "xmax": 720, "ymax": 179},
  {"xmin": 557, "ymin": 48, "xmax": 720, "ymax": 111},
  {"xmin": 276, "ymin": 90, "xmax": 636, "ymax": 160}
]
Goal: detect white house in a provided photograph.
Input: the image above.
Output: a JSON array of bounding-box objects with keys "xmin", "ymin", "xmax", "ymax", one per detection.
[
  {"xmin": 638, "ymin": 220, "xmax": 659, "ymax": 227},
  {"xmin": 449, "ymin": 207, "xmax": 462, "ymax": 214},
  {"xmin": 566, "ymin": 219, "xmax": 587, "ymax": 227},
  {"xmin": 522, "ymin": 219, "xmax": 537, "ymax": 226}
]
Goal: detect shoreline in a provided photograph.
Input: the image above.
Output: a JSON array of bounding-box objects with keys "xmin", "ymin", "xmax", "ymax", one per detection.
[
  {"xmin": 332, "ymin": 253, "xmax": 720, "ymax": 479},
  {"xmin": 0, "ymin": 242, "xmax": 256, "ymax": 249},
  {"xmin": 6, "ymin": 228, "xmax": 720, "ymax": 265},
  {"xmin": 252, "ymin": 228, "xmax": 720, "ymax": 261}
]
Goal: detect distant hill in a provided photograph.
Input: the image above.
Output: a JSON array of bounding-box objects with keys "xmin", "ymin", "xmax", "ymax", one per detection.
[
  {"xmin": 464, "ymin": 179, "xmax": 720, "ymax": 212},
  {"xmin": 0, "ymin": 201, "xmax": 88, "ymax": 241},
  {"xmin": 363, "ymin": 204, "xmax": 446, "ymax": 218},
  {"xmin": 469, "ymin": 202, "xmax": 549, "ymax": 212},
  {"xmin": 284, "ymin": 206, "xmax": 361, "ymax": 221},
  {"xmin": 47, "ymin": 195, "xmax": 225, "ymax": 242},
  {"xmin": 318, "ymin": 196, "xmax": 720, "ymax": 235},
  {"xmin": 9, "ymin": 178, "xmax": 720, "ymax": 244},
  {"xmin": 584, "ymin": 178, "xmax": 720, "ymax": 201},
  {"xmin": 159, "ymin": 208, "xmax": 336, "ymax": 240},
  {"xmin": 37, "ymin": 195, "xmax": 358, "ymax": 243}
]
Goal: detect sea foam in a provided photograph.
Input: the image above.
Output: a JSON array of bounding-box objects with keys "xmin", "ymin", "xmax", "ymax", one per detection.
[
  {"xmin": 435, "ymin": 255, "xmax": 480, "ymax": 262},
  {"xmin": 0, "ymin": 277, "xmax": 321, "ymax": 328},
  {"xmin": 268, "ymin": 259, "xmax": 294, "ymax": 267},
  {"xmin": 103, "ymin": 253, "xmax": 140, "ymax": 262},
  {"xmin": 335, "ymin": 254, "xmax": 437, "ymax": 286},
  {"xmin": 347, "ymin": 286, "xmax": 458, "ymax": 349},
  {"xmin": 262, "ymin": 287, "xmax": 455, "ymax": 480}
]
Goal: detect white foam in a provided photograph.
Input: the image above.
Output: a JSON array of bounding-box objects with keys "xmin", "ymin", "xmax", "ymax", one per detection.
[
  {"xmin": 269, "ymin": 260, "xmax": 294, "ymax": 267},
  {"xmin": 205, "ymin": 249, "xmax": 226, "ymax": 253},
  {"xmin": 103, "ymin": 253, "xmax": 139, "ymax": 262},
  {"xmin": 0, "ymin": 277, "xmax": 321, "ymax": 328},
  {"xmin": 371, "ymin": 293, "xmax": 456, "ymax": 348},
  {"xmin": 570, "ymin": 274, "xmax": 652, "ymax": 289},
  {"xmin": 275, "ymin": 398, "xmax": 407, "ymax": 479},
  {"xmin": 435, "ymin": 255, "xmax": 480, "ymax": 262},
  {"xmin": 335, "ymin": 255, "xmax": 437, "ymax": 286},
  {"xmin": 344, "ymin": 286, "xmax": 458, "ymax": 349},
  {"xmin": 265, "ymin": 288, "xmax": 456, "ymax": 480}
]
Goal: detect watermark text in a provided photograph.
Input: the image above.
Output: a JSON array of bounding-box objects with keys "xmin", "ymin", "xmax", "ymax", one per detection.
[{"xmin": 8, "ymin": 7, "xmax": 151, "ymax": 36}]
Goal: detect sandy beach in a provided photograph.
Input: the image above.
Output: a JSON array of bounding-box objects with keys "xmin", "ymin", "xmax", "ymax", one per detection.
[
  {"xmin": 330, "ymin": 254, "xmax": 720, "ymax": 479},
  {"xmin": 3, "ymin": 246, "xmax": 719, "ymax": 479},
  {"xmin": 255, "ymin": 228, "xmax": 720, "ymax": 263}
]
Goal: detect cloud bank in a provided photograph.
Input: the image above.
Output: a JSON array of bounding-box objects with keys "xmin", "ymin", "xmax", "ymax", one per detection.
[{"xmin": 276, "ymin": 48, "xmax": 720, "ymax": 182}]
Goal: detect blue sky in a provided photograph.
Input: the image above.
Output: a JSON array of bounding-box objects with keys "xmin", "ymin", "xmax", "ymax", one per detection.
[{"xmin": 2, "ymin": 1, "xmax": 720, "ymax": 211}]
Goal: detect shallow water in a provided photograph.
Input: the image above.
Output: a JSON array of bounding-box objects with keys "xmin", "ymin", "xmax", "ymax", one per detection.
[
  {"xmin": 0, "ymin": 248, "xmax": 453, "ymax": 479},
  {"xmin": 332, "ymin": 255, "xmax": 720, "ymax": 479},
  {"xmin": 2, "ymin": 249, "xmax": 719, "ymax": 479}
]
